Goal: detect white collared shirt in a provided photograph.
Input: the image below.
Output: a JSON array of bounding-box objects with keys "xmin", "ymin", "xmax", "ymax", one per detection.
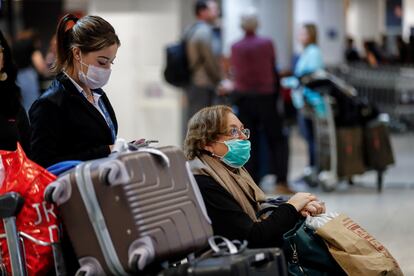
[{"xmin": 63, "ymin": 71, "xmax": 107, "ymax": 119}]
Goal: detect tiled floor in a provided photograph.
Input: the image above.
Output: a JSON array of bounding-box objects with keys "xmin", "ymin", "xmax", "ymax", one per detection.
[{"xmin": 279, "ymin": 130, "xmax": 414, "ymax": 275}]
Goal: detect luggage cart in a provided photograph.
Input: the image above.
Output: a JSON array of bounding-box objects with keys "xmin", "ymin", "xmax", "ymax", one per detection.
[
  {"xmin": 333, "ymin": 64, "xmax": 414, "ymax": 132},
  {"xmin": 299, "ymin": 71, "xmax": 392, "ymax": 192},
  {"xmin": 0, "ymin": 192, "xmax": 66, "ymax": 276}
]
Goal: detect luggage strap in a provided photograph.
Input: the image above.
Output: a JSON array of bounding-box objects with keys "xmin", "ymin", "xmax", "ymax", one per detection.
[
  {"xmin": 75, "ymin": 163, "xmax": 127, "ymax": 276},
  {"xmin": 208, "ymin": 236, "xmax": 248, "ymax": 256}
]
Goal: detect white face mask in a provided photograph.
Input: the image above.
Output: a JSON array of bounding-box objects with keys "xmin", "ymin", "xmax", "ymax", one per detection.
[{"xmin": 78, "ymin": 56, "xmax": 111, "ymax": 89}]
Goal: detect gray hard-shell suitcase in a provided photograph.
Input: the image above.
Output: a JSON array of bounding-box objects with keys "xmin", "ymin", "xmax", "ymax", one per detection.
[{"xmin": 45, "ymin": 146, "xmax": 213, "ymax": 275}]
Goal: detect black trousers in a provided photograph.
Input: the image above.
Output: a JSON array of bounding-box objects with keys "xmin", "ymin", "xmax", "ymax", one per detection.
[{"xmin": 233, "ymin": 93, "xmax": 289, "ymax": 185}]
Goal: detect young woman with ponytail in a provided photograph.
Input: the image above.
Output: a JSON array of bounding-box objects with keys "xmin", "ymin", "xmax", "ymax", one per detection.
[{"xmin": 29, "ymin": 14, "xmax": 120, "ymax": 167}]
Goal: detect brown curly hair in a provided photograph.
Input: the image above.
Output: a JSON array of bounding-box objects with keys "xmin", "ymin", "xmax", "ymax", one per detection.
[{"xmin": 184, "ymin": 105, "xmax": 233, "ymax": 160}]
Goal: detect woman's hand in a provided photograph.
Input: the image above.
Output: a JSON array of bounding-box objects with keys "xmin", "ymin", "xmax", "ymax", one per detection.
[
  {"xmin": 300, "ymin": 200, "xmax": 326, "ymax": 217},
  {"xmin": 287, "ymin": 192, "xmax": 317, "ymax": 212}
]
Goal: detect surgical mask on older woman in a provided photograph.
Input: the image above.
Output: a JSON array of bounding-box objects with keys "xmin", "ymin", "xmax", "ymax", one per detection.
[{"xmin": 216, "ymin": 139, "xmax": 251, "ymax": 168}]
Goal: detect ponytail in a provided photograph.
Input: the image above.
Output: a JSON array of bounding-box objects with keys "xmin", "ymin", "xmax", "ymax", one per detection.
[{"xmin": 54, "ymin": 14, "xmax": 78, "ymax": 73}]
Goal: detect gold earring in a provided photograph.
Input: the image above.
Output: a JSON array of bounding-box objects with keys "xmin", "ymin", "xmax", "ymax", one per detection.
[{"xmin": 0, "ymin": 72, "xmax": 7, "ymax": 81}]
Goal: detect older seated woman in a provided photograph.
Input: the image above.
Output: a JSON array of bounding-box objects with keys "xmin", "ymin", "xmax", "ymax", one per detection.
[{"xmin": 184, "ymin": 105, "xmax": 325, "ymax": 248}]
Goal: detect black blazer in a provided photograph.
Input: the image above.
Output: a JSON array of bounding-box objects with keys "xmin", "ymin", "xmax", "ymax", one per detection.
[{"xmin": 29, "ymin": 73, "xmax": 118, "ymax": 168}]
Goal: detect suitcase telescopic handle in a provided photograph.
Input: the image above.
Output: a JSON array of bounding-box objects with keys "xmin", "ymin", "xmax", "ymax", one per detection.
[
  {"xmin": 0, "ymin": 192, "xmax": 27, "ymax": 276},
  {"xmin": 0, "ymin": 192, "xmax": 24, "ymax": 219}
]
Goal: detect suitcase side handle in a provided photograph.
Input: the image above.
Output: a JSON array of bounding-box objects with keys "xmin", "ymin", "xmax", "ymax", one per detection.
[{"xmin": 137, "ymin": 148, "xmax": 170, "ymax": 167}]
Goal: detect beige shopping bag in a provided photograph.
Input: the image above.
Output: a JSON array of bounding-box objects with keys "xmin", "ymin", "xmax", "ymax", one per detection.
[{"xmin": 316, "ymin": 214, "xmax": 403, "ymax": 276}]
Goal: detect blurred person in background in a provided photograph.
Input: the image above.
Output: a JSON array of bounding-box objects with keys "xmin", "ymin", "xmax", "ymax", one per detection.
[
  {"xmin": 378, "ymin": 34, "xmax": 392, "ymax": 63},
  {"xmin": 363, "ymin": 40, "xmax": 382, "ymax": 67},
  {"xmin": 282, "ymin": 23, "xmax": 324, "ymax": 186},
  {"xmin": 395, "ymin": 35, "xmax": 408, "ymax": 64},
  {"xmin": 0, "ymin": 30, "xmax": 31, "ymax": 154},
  {"xmin": 40, "ymin": 34, "xmax": 59, "ymax": 90},
  {"xmin": 407, "ymin": 33, "xmax": 414, "ymax": 63},
  {"xmin": 344, "ymin": 37, "xmax": 360, "ymax": 63},
  {"xmin": 29, "ymin": 14, "xmax": 120, "ymax": 168},
  {"xmin": 12, "ymin": 30, "xmax": 49, "ymax": 113},
  {"xmin": 185, "ymin": 0, "xmax": 222, "ymax": 122},
  {"xmin": 45, "ymin": 34, "xmax": 58, "ymax": 71},
  {"xmin": 230, "ymin": 9, "xmax": 292, "ymax": 194}
]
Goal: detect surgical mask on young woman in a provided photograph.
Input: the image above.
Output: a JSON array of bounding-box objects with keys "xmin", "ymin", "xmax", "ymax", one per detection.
[
  {"xmin": 216, "ymin": 139, "xmax": 251, "ymax": 168},
  {"xmin": 78, "ymin": 56, "xmax": 111, "ymax": 89}
]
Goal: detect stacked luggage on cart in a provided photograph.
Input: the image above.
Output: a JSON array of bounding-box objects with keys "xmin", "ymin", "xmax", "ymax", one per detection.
[
  {"xmin": 0, "ymin": 141, "xmax": 288, "ymax": 275},
  {"xmin": 299, "ymin": 70, "xmax": 395, "ymax": 192}
]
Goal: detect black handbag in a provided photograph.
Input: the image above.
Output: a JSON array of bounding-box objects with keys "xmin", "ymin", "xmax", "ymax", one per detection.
[
  {"xmin": 161, "ymin": 236, "xmax": 288, "ymax": 276},
  {"xmin": 283, "ymin": 219, "xmax": 346, "ymax": 276}
]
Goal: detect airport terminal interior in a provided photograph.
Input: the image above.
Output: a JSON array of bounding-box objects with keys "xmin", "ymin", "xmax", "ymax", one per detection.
[{"xmin": 1, "ymin": 0, "xmax": 414, "ymax": 275}]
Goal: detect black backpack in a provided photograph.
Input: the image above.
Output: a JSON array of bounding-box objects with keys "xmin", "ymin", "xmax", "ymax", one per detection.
[{"xmin": 163, "ymin": 24, "xmax": 201, "ymax": 88}]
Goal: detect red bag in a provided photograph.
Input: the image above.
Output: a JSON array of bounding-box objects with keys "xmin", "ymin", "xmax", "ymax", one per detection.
[{"xmin": 0, "ymin": 144, "xmax": 59, "ymax": 275}]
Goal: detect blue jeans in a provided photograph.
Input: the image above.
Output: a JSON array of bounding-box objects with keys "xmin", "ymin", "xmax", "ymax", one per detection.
[{"xmin": 298, "ymin": 112, "xmax": 315, "ymax": 167}]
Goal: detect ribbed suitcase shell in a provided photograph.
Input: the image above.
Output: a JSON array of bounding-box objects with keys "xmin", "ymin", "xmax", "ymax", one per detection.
[{"xmin": 58, "ymin": 146, "xmax": 212, "ymax": 275}]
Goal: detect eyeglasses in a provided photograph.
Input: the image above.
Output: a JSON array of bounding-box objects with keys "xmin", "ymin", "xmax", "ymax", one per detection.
[{"xmin": 225, "ymin": 127, "xmax": 250, "ymax": 139}]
